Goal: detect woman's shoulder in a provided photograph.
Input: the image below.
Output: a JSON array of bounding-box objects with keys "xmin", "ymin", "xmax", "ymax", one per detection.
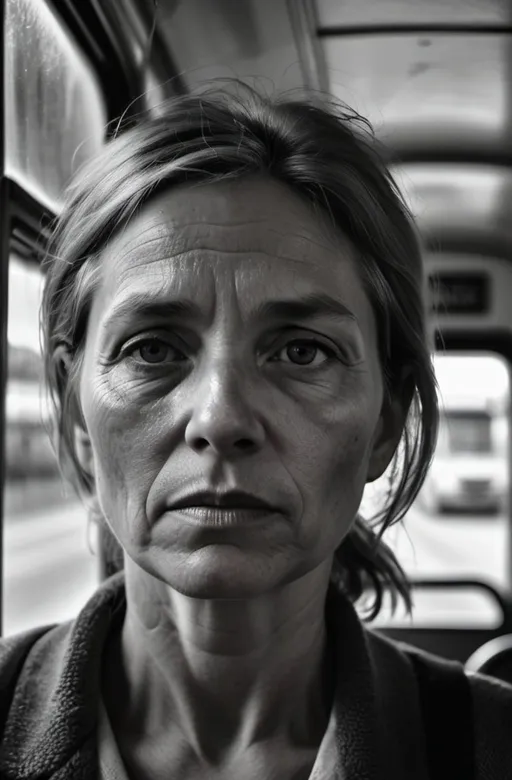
[
  {"xmin": 0, "ymin": 575, "xmax": 125, "ymax": 709},
  {"xmin": 0, "ymin": 622, "xmax": 70, "ymax": 711},
  {"xmin": 0, "ymin": 623, "xmax": 61, "ymax": 684},
  {"xmin": 0, "ymin": 579, "xmax": 126, "ymax": 777},
  {"xmin": 0, "ymin": 573, "xmax": 126, "ymax": 693}
]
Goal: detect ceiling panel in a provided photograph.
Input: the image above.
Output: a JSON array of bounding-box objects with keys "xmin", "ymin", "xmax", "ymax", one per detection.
[
  {"xmin": 315, "ymin": 0, "xmax": 511, "ymax": 29},
  {"xmin": 392, "ymin": 164, "xmax": 512, "ymax": 254},
  {"xmin": 393, "ymin": 165, "xmax": 505, "ymax": 224},
  {"xmin": 322, "ymin": 34, "xmax": 511, "ymax": 152}
]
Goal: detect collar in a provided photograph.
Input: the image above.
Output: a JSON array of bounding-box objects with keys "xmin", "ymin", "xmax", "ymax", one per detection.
[{"xmin": 0, "ymin": 573, "xmax": 424, "ymax": 779}]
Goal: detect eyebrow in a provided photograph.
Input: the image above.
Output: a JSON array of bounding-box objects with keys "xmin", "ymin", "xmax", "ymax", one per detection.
[
  {"xmin": 256, "ymin": 293, "xmax": 357, "ymax": 324},
  {"xmin": 102, "ymin": 291, "xmax": 357, "ymax": 330}
]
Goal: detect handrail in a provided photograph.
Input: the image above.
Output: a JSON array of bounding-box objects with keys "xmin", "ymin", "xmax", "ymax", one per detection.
[{"xmin": 406, "ymin": 577, "xmax": 512, "ymax": 629}]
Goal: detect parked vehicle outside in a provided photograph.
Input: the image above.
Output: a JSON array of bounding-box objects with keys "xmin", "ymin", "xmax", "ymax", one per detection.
[{"xmin": 419, "ymin": 356, "xmax": 509, "ymax": 515}]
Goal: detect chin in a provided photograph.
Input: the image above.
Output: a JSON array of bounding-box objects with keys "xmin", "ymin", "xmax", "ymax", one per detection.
[{"xmin": 157, "ymin": 547, "xmax": 286, "ymax": 600}]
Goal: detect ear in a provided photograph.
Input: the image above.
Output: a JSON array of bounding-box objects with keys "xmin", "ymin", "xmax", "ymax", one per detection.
[
  {"xmin": 54, "ymin": 344, "xmax": 95, "ymax": 480},
  {"xmin": 73, "ymin": 423, "xmax": 96, "ymax": 479},
  {"xmin": 366, "ymin": 378, "xmax": 412, "ymax": 483}
]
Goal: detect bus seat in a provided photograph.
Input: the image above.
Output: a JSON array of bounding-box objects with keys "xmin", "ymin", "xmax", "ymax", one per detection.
[{"xmin": 465, "ymin": 635, "xmax": 512, "ymax": 686}]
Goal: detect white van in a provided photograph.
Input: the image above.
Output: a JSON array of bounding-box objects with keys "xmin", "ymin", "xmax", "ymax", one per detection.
[{"xmin": 419, "ymin": 402, "xmax": 508, "ymax": 515}]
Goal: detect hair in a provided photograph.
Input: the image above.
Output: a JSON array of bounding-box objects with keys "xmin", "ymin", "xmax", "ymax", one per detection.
[{"xmin": 41, "ymin": 82, "xmax": 439, "ymax": 619}]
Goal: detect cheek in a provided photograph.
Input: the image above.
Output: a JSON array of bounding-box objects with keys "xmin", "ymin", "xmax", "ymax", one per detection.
[
  {"xmin": 81, "ymin": 374, "xmax": 168, "ymax": 537},
  {"xmin": 293, "ymin": 368, "xmax": 380, "ymax": 474},
  {"xmin": 290, "ymin": 385, "xmax": 381, "ymax": 546}
]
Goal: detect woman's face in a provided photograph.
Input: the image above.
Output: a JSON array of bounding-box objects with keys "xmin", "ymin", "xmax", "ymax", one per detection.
[{"xmin": 75, "ymin": 176, "xmax": 402, "ymax": 598}]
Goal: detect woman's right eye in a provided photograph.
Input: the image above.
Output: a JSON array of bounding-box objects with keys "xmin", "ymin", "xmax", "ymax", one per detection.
[{"xmin": 125, "ymin": 338, "xmax": 186, "ymax": 365}]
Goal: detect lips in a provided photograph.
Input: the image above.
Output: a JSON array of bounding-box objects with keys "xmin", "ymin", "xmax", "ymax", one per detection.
[{"xmin": 169, "ymin": 489, "xmax": 276, "ymax": 512}]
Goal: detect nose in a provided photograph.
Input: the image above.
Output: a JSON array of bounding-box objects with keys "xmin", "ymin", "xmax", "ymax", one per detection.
[{"xmin": 184, "ymin": 360, "xmax": 266, "ymax": 458}]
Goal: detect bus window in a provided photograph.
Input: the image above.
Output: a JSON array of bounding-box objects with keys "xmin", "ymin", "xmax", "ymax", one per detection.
[
  {"xmin": 2, "ymin": 0, "xmax": 111, "ymax": 635},
  {"xmin": 362, "ymin": 352, "xmax": 510, "ymax": 627},
  {"xmin": 3, "ymin": 258, "xmax": 97, "ymax": 637},
  {"xmin": 421, "ymin": 355, "xmax": 509, "ymax": 517},
  {"xmin": 5, "ymin": 0, "xmax": 107, "ymax": 211}
]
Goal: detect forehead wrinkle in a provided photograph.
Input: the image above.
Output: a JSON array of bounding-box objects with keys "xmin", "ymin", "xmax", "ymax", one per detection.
[
  {"xmin": 100, "ymin": 206, "xmax": 358, "ymax": 311},
  {"xmin": 105, "ymin": 236, "xmax": 348, "ymax": 288},
  {"xmin": 107, "ymin": 207, "xmax": 347, "ymax": 264},
  {"xmin": 106, "ymin": 233, "xmax": 177, "ymax": 277},
  {"xmin": 140, "ymin": 217, "xmax": 340, "ymax": 254},
  {"xmin": 113, "ymin": 175, "xmax": 355, "ymax": 261},
  {"xmin": 111, "ymin": 250, "xmax": 334, "ymax": 306},
  {"xmin": 102, "ymin": 245, "xmax": 360, "ymax": 323}
]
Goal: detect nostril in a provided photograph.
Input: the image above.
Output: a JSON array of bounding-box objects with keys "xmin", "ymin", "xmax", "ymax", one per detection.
[
  {"xmin": 192, "ymin": 437, "xmax": 210, "ymax": 453},
  {"xmin": 189, "ymin": 436, "xmax": 256, "ymax": 453},
  {"xmin": 236, "ymin": 438, "xmax": 256, "ymax": 451}
]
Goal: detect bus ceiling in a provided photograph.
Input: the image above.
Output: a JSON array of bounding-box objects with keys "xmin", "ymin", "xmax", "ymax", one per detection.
[{"xmin": 66, "ymin": 0, "xmax": 512, "ymax": 260}]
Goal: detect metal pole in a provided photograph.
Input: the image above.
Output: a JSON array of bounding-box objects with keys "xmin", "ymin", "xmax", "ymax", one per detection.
[{"xmin": 0, "ymin": 0, "xmax": 8, "ymax": 637}]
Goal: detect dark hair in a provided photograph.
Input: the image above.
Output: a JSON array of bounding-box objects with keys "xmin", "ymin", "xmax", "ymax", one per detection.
[{"xmin": 41, "ymin": 83, "xmax": 439, "ymax": 619}]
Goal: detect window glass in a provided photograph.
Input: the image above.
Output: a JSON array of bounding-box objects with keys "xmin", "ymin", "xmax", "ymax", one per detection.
[
  {"xmin": 362, "ymin": 353, "xmax": 510, "ymax": 627},
  {"xmin": 3, "ymin": 256, "xmax": 97, "ymax": 637},
  {"xmin": 4, "ymin": 0, "xmax": 107, "ymax": 212}
]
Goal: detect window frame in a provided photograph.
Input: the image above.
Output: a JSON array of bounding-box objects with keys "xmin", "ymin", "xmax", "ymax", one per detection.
[
  {"xmin": 0, "ymin": 0, "xmax": 156, "ymax": 635},
  {"xmin": 0, "ymin": 1, "xmax": 7, "ymax": 634}
]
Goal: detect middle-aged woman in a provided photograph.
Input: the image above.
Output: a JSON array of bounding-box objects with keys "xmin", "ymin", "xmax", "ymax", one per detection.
[{"xmin": 0, "ymin": 84, "xmax": 511, "ymax": 780}]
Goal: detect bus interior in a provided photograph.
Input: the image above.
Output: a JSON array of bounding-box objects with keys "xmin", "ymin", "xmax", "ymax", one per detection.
[{"xmin": 3, "ymin": 0, "xmax": 512, "ymax": 684}]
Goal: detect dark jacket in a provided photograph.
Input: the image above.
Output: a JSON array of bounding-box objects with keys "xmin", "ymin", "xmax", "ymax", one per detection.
[{"xmin": 0, "ymin": 571, "xmax": 511, "ymax": 779}]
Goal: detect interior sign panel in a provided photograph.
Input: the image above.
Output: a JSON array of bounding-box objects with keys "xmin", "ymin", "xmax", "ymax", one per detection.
[{"xmin": 428, "ymin": 274, "xmax": 490, "ymax": 315}]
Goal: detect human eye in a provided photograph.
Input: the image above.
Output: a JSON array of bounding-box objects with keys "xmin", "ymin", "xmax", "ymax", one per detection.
[
  {"xmin": 120, "ymin": 336, "xmax": 187, "ymax": 367},
  {"xmin": 270, "ymin": 338, "xmax": 339, "ymax": 369}
]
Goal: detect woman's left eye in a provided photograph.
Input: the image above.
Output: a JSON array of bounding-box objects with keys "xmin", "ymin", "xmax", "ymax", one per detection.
[
  {"xmin": 128, "ymin": 338, "xmax": 184, "ymax": 365},
  {"xmin": 272, "ymin": 340, "xmax": 337, "ymax": 368}
]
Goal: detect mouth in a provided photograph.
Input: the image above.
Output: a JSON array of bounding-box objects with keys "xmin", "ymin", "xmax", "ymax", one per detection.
[
  {"xmin": 166, "ymin": 490, "xmax": 280, "ymax": 527},
  {"xmin": 170, "ymin": 505, "xmax": 277, "ymax": 526},
  {"xmin": 169, "ymin": 490, "xmax": 277, "ymax": 512}
]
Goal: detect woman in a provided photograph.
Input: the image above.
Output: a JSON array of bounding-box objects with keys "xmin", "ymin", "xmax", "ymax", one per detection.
[{"xmin": 0, "ymin": 84, "xmax": 510, "ymax": 780}]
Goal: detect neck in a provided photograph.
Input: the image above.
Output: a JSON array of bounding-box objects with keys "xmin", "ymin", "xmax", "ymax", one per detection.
[{"xmin": 106, "ymin": 557, "xmax": 335, "ymax": 764}]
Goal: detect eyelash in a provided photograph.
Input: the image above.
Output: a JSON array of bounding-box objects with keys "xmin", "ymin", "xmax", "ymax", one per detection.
[
  {"xmin": 120, "ymin": 335, "xmax": 342, "ymax": 371},
  {"xmin": 270, "ymin": 340, "xmax": 339, "ymax": 368}
]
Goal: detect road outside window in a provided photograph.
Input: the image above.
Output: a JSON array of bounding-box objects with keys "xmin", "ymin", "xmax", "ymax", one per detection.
[{"xmin": 3, "ymin": 256, "xmax": 97, "ymax": 637}]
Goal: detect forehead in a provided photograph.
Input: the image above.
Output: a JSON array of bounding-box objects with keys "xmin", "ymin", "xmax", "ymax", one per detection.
[{"xmin": 96, "ymin": 177, "xmax": 372, "ymax": 322}]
